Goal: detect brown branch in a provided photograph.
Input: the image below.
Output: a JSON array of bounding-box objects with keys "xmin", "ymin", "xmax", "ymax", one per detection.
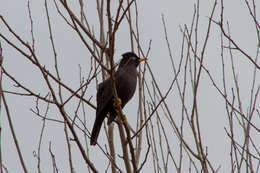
[
  {"xmin": 131, "ymin": 67, "xmax": 180, "ymax": 140},
  {"xmin": 218, "ymin": 0, "xmax": 260, "ymax": 69},
  {"xmin": 2, "ymin": 93, "xmax": 28, "ymax": 173}
]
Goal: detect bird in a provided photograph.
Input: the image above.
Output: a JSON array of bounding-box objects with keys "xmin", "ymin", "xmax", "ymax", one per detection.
[{"xmin": 90, "ymin": 52, "xmax": 146, "ymax": 146}]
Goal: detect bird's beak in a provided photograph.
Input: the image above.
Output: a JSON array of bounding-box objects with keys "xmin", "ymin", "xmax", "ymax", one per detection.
[{"xmin": 139, "ymin": 57, "xmax": 147, "ymax": 62}]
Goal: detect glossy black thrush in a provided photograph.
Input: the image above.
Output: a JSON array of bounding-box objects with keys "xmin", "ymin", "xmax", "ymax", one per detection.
[{"xmin": 90, "ymin": 52, "xmax": 146, "ymax": 145}]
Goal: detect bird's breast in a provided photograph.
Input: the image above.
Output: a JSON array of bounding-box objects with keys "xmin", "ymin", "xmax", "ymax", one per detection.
[{"xmin": 117, "ymin": 70, "xmax": 137, "ymax": 105}]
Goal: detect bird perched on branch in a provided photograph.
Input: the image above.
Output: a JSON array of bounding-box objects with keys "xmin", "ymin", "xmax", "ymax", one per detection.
[{"xmin": 90, "ymin": 52, "xmax": 146, "ymax": 146}]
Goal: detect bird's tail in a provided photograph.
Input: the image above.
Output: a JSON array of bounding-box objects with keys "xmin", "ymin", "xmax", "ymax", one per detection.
[{"xmin": 90, "ymin": 114, "xmax": 105, "ymax": 145}]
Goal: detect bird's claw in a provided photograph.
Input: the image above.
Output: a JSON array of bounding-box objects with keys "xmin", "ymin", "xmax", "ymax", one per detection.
[
  {"xmin": 113, "ymin": 97, "xmax": 122, "ymax": 110},
  {"xmin": 122, "ymin": 114, "xmax": 127, "ymax": 123}
]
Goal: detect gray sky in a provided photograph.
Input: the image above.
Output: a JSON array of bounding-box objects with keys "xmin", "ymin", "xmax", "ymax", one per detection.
[{"xmin": 1, "ymin": 0, "xmax": 259, "ymax": 172}]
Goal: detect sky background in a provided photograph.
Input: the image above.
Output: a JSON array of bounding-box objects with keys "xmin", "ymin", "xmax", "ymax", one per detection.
[{"xmin": 1, "ymin": 0, "xmax": 259, "ymax": 172}]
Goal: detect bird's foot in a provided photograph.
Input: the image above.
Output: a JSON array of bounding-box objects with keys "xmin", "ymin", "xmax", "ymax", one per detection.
[
  {"xmin": 113, "ymin": 97, "xmax": 122, "ymax": 113},
  {"xmin": 115, "ymin": 114, "xmax": 127, "ymax": 124},
  {"xmin": 122, "ymin": 114, "xmax": 127, "ymax": 123},
  {"xmin": 113, "ymin": 98, "xmax": 126, "ymax": 123}
]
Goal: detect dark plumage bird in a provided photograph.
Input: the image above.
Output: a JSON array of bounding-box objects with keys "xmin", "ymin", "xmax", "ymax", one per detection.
[{"xmin": 90, "ymin": 52, "xmax": 146, "ymax": 145}]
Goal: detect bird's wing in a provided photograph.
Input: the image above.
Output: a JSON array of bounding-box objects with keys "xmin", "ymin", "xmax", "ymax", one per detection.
[
  {"xmin": 96, "ymin": 79, "xmax": 113, "ymax": 113},
  {"xmin": 96, "ymin": 82, "xmax": 104, "ymax": 108},
  {"xmin": 91, "ymin": 79, "xmax": 114, "ymax": 145},
  {"xmin": 96, "ymin": 71, "xmax": 123, "ymax": 112}
]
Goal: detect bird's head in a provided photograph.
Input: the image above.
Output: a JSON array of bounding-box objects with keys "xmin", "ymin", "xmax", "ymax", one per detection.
[{"xmin": 119, "ymin": 52, "xmax": 146, "ymax": 68}]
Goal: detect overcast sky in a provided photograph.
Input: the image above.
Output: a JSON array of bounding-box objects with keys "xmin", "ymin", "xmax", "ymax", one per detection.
[{"xmin": 1, "ymin": 0, "xmax": 259, "ymax": 172}]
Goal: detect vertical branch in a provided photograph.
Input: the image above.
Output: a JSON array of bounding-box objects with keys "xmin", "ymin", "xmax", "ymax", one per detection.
[
  {"xmin": 179, "ymin": 27, "xmax": 189, "ymax": 173},
  {"xmin": 220, "ymin": 30, "xmax": 240, "ymax": 172},
  {"xmin": 107, "ymin": 123, "xmax": 116, "ymax": 173},
  {"xmin": 127, "ymin": 0, "xmax": 134, "ymax": 51},
  {"xmin": 48, "ymin": 142, "xmax": 59, "ymax": 173},
  {"xmin": 106, "ymin": 1, "xmax": 139, "ymax": 172},
  {"xmin": 191, "ymin": 1, "xmax": 217, "ymax": 172},
  {"xmin": 64, "ymin": 124, "xmax": 74, "ymax": 173},
  {"xmin": 106, "ymin": 1, "xmax": 132, "ymax": 172},
  {"xmin": 132, "ymin": 1, "xmax": 143, "ymax": 167},
  {"xmin": 2, "ymin": 93, "xmax": 28, "ymax": 173},
  {"xmin": 0, "ymin": 42, "xmax": 3, "ymax": 173},
  {"xmin": 44, "ymin": 0, "xmax": 63, "ymax": 103},
  {"xmin": 27, "ymin": 0, "xmax": 35, "ymax": 52},
  {"xmin": 36, "ymin": 97, "xmax": 49, "ymax": 173}
]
